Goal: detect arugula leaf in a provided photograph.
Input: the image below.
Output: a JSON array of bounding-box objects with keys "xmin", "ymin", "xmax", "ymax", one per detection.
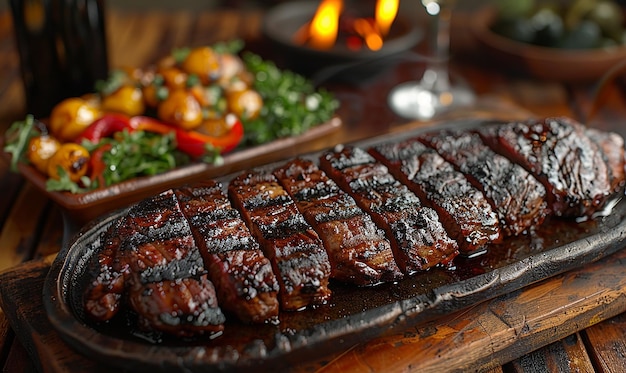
[
  {"xmin": 46, "ymin": 167, "xmax": 89, "ymax": 194},
  {"xmin": 3, "ymin": 115, "xmax": 38, "ymax": 172}
]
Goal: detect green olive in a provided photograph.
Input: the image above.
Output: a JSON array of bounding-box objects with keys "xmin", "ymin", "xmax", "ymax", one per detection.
[
  {"xmin": 560, "ymin": 20, "xmax": 602, "ymax": 49},
  {"xmin": 586, "ymin": 1, "xmax": 624, "ymax": 42},
  {"xmin": 530, "ymin": 7, "xmax": 565, "ymax": 47}
]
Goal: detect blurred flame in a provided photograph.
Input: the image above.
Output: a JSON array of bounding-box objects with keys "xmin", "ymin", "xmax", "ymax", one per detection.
[
  {"xmin": 375, "ymin": 0, "xmax": 399, "ymax": 37},
  {"xmin": 307, "ymin": 0, "xmax": 343, "ymax": 50},
  {"xmin": 298, "ymin": 0, "xmax": 399, "ymax": 51}
]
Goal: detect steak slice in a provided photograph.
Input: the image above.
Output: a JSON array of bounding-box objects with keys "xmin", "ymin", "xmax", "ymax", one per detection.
[
  {"xmin": 228, "ymin": 170, "xmax": 332, "ymax": 310},
  {"xmin": 478, "ymin": 117, "xmax": 613, "ymax": 217},
  {"xmin": 274, "ymin": 158, "xmax": 403, "ymax": 285},
  {"xmin": 83, "ymin": 216, "xmax": 126, "ymax": 321},
  {"xmin": 586, "ymin": 128, "xmax": 626, "ymax": 194},
  {"xmin": 319, "ymin": 146, "xmax": 458, "ymax": 273},
  {"xmin": 419, "ymin": 130, "xmax": 548, "ymax": 236},
  {"xmin": 86, "ymin": 190, "xmax": 226, "ymax": 337},
  {"xmin": 175, "ymin": 181, "xmax": 280, "ymax": 324},
  {"xmin": 370, "ymin": 139, "xmax": 502, "ymax": 255}
]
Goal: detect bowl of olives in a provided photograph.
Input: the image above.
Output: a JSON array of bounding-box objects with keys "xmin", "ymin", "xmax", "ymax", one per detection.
[{"xmin": 473, "ymin": 0, "xmax": 626, "ymax": 82}]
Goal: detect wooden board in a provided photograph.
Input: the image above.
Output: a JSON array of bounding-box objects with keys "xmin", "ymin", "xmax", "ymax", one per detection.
[{"xmin": 1, "ymin": 246, "xmax": 626, "ymax": 372}]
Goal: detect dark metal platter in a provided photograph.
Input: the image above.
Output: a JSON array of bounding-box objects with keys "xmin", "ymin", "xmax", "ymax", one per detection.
[{"xmin": 43, "ymin": 119, "xmax": 626, "ymax": 372}]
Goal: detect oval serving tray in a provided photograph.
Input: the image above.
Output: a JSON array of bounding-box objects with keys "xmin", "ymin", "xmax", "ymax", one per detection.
[{"xmin": 43, "ymin": 119, "xmax": 626, "ymax": 372}]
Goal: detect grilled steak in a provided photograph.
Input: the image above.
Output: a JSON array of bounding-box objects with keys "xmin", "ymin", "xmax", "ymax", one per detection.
[
  {"xmin": 83, "ymin": 216, "xmax": 126, "ymax": 321},
  {"xmin": 127, "ymin": 274, "xmax": 224, "ymax": 337},
  {"xmin": 419, "ymin": 130, "xmax": 548, "ymax": 236},
  {"xmin": 174, "ymin": 181, "xmax": 280, "ymax": 324},
  {"xmin": 82, "ymin": 116, "xmax": 626, "ymax": 339},
  {"xmin": 319, "ymin": 146, "xmax": 459, "ymax": 273},
  {"xmin": 274, "ymin": 158, "xmax": 403, "ymax": 285},
  {"xmin": 478, "ymin": 117, "xmax": 613, "ymax": 217},
  {"xmin": 84, "ymin": 190, "xmax": 226, "ymax": 337},
  {"xmin": 370, "ymin": 139, "xmax": 502, "ymax": 254},
  {"xmin": 228, "ymin": 170, "xmax": 332, "ymax": 310},
  {"xmin": 586, "ymin": 128, "xmax": 626, "ymax": 194}
]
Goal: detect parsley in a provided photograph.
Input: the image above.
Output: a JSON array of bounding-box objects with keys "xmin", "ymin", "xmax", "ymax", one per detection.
[
  {"xmin": 94, "ymin": 130, "xmax": 190, "ymax": 187},
  {"xmin": 241, "ymin": 52, "xmax": 339, "ymax": 146}
]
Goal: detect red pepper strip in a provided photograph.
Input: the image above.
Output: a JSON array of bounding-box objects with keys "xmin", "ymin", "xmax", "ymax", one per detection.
[
  {"xmin": 129, "ymin": 115, "xmax": 244, "ymax": 158},
  {"xmin": 89, "ymin": 143, "xmax": 112, "ymax": 187},
  {"xmin": 75, "ymin": 113, "xmax": 244, "ymax": 158},
  {"xmin": 75, "ymin": 113, "xmax": 132, "ymax": 143}
]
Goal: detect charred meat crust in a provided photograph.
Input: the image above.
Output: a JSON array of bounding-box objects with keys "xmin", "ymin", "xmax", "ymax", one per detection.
[
  {"xmin": 175, "ymin": 181, "xmax": 280, "ymax": 324},
  {"xmin": 418, "ymin": 130, "xmax": 548, "ymax": 236},
  {"xmin": 274, "ymin": 158, "xmax": 403, "ymax": 285},
  {"xmin": 585, "ymin": 128, "xmax": 626, "ymax": 194},
  {"xmin": 319, "ymin": 146, "xmax": 459, "ymax": 273},
  {"xmin": 478, "ymin": 117, "xmax": 613, "ymax": 217},
  {"xmin": 228, "ymin": 170, "xmax": 332, "ymax": 310},
  {"xmin": 370, "ymin": 140, "xmax": 502, "ymax": 254},
  {"xmin": 83, "ymin": 190, "xmax": 225, "ymax": 337}
]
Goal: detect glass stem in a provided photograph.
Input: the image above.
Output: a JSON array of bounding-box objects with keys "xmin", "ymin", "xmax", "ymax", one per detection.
[{"xmin": 422, "ymin": 5, "xmax": 452, "ymax": 92}]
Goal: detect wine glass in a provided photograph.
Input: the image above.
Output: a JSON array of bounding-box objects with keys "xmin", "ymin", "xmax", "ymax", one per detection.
[{"xmin": 388, "ymin": 0, "xmax": 475, "ymax": 120}]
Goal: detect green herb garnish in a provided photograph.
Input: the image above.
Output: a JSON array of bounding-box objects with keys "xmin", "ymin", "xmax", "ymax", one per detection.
[
  {"xmin": 93, "ymin": 130, "xmax": 190, "ymax": 187},
  {"xmin": 3, "ymin": 115, "xmax": 38, "ymax": 172},
  {"xmin": 241, "ymin": 52, "xmax": 340, "ymax": 146}
]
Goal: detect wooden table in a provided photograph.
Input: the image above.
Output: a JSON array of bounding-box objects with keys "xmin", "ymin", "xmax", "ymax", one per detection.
[{"xmin": 1, "ymin": 5, "xmax": 626, "ymax": 372}]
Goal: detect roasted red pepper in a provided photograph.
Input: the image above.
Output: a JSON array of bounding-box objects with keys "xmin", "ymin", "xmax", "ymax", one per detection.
[
  {"xmin": 89, "ymin": 143, "xmax": 112, "ymax": 188},
  {"xmin": 76, "ymin": 113, "xmax": 132, "ymax": 143},
  {"xmin": 75, "ymin": 113, "xmax": 244, "ymax": 158}
]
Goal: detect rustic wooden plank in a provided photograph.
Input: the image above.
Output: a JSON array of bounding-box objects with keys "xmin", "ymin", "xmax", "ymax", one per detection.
[
  {"xmin": 0, "ymin": 311, "xmax": 12, "ymax": 367},
  {"xmin": 582, "ymin": 313, "xmax": 626, "ymax": 373},
  {"xmin": 506, "ymin": 333, "xmax": 595, "ymax": 373},
  {"xmin": 0, "ymin": 183, "xmax": 50, "ymax": 272},
  {"xmin": 3, "ymin": 338, "xmax": 38, "ymax": 373},
  {"xmin": 0, "ymin": 258, "xmax": 109, "ymax": 373},
  {"xmin": 33, "ymin": 206, "xmax": 64, "ymax": 259}
]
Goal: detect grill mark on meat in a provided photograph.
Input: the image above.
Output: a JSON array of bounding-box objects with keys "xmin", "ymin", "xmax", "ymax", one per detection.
[
  {"xmin": 274, "ymin": 158, "xmax": 403, "ymax": 285},
  {"xmin": 319, "ymin": 146, "xmax": 458, "ymax": 273},
  {"xmin": 419, "ymin": 130, "xmax": 548, "ymax": 236},
  {"xmin": 370, "ymin": 140, "xmax": 502, "ymax": 254},
  {"xmin": 84, "ymin": 190, "xmax": 225, "ymax": 336},
  {"xmin": 229, "ymin": 170, "xmax": 332, "ymax": 310},
  {"xmin": 479, "ymin": 117, "xmax": 612, "ymax": 217},
  {"xmin": 114, "ymin": 191, "xmax": 206, "ymax": 284},
  {"xmin": 174, "ymin": 181, "xmax": 280, "ymax": 324}
]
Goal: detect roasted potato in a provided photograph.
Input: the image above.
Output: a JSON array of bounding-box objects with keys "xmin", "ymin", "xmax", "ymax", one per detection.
[
  {"xmin": 46, "ymin": 143, "xmax": 90, "ymax": 182},
  {"xmin": 49, "ymin": 97, "xmax": 102, "ymax": 141}
]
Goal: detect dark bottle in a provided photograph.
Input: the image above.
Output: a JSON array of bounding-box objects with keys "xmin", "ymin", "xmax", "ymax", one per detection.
[{"xmin": 9, "ymin": 0, "xmax": 109, "ymax": 118}]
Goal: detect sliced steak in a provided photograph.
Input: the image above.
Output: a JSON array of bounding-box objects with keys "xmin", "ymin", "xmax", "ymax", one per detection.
[
  {"xmin": 83, "ymin": 216, "xmax": 126, "ymax": 321},
  {"xmin": 370, "ymin": 139, "xmax": 502, "ymax": 255},
  {"xmin": 228, "ymin": 170, "xmax": 332, "ymax": 310},
  {"xmin": 175, "ymin": 181, "xmax": 280, "ymax": 324},
  {"xmin": 419, "ymin": 130, "xmax": 548, "ymax": 236},
  {"xmin": 86, "ymin": 190, "xmax": 226, "ymax": 337},
  {"xmin": 478, "ymin": 117, "xmax": 612, "ymax": 217},
  {"xmin": 319, "ymin": 146, "xmax": 459, "ymax": 273},
  {"xmin": 586, "ymin": 128, "xmax": 626, "ymax": 194},
  {"xmin": 274, "ymin": 158, "xmax": 403, "ymax": 285}
]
